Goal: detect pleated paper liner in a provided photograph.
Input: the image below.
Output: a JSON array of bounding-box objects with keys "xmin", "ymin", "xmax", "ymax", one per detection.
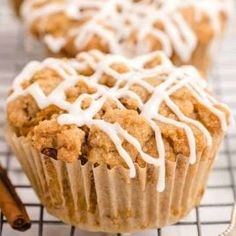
[{"xmin": 5, "ymin": 128, "xmax": 224, "ymax": 233}]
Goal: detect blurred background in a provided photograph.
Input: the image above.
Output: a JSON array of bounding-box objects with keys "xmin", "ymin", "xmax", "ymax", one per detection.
[{"xmin": 0, "ymin": 0, "xmax": 236, "ymax": 235}]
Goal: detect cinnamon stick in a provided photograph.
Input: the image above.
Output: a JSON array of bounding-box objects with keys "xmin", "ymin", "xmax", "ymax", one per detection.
[{"xmin": 0, "ymin": 164, "xmax": 31, "ymax": 231}]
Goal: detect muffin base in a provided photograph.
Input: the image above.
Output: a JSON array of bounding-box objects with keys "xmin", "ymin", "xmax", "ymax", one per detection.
[{"xmin": 5, "ymin": 128, "xmax": 223, "ymax": 233}]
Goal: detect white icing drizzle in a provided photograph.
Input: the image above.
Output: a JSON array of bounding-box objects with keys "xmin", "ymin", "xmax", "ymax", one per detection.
[
  {"xmin": 7, "ymin": 51, "xmax": 230, "ymax": 192},
  {"xmin": 21, "ymin": 0, "xmax": 230, "ymax": 61},
  {"xmin": 44, "ymin": 35, "xmax": 66, "ymax": 53}
]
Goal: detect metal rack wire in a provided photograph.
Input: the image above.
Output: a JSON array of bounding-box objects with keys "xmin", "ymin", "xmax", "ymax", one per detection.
[{"xmin": 0, "ymin": 0, "xmax": 236, "ymax": 235}]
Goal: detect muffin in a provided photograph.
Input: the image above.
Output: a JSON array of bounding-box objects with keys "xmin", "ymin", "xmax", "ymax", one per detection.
[
  {"xmin": 20, "ymin": 0, "xmax": 231, "ymax": 76},
  {"xmin": 6, "ymin": 51, "xmax": 231, "ymax": 233}
]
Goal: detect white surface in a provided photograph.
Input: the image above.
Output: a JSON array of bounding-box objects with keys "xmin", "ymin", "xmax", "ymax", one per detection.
[{"xmin": 0, "ymin": 0, "xmax": 236, "ymax": 235}]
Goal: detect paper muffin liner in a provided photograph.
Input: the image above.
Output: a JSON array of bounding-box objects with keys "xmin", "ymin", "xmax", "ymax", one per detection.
[{"xmin": 5, "ymin": 128, "xmax": 223, "ymax": 233}]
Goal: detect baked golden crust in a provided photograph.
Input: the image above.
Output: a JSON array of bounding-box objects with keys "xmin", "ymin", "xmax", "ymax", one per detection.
[
  {"xmin": 21, "ymin": 0, "xmax": 230, "ymax": 76},
  {"xmin": 7, "ymin": 51, "xmax": 230, "ymax": 167}
]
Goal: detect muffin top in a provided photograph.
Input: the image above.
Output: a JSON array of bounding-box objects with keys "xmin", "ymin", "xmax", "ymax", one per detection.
[
  {"xmin": 21, "ymin": 0, "xmax": 230, "ymax": 60},
  {"xmin": 7, "ymin": 50, "xmax": 230, "ymax": 191}
]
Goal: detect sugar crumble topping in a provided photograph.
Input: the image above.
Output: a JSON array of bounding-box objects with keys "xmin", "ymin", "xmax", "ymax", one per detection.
[
  {"xmin": 7, "ymin": 50, "xmax": 231, "ymax": 191},
  {"xmin": 21, "ymin": 0, "xmax": 231, "ymax": 60}
]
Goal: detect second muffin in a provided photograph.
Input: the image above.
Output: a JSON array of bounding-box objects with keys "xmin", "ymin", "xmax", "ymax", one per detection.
[{"xmin": 20, "ymin": 0, "xmax": 232, "ymax": 76}]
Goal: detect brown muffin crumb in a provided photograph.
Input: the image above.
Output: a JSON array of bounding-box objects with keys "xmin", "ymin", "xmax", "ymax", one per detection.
[
  {"xmin": 7, "ymin": 51, "xmax": 230, "ymax": 167},
  {"xmin": 21, "ymin": 0, "xmax": 229, "ymax": 76}
]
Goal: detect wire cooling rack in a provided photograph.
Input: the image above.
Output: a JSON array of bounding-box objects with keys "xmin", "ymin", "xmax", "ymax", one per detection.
[{"xmin": 0, "ymin": 0, "xmax": 236, "ymax": 235}]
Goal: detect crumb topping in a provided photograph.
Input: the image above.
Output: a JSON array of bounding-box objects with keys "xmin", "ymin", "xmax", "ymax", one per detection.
[
  {"xmin": 7, "ymin": 50, "xmax": 231, "ymax": 191},
  {"xmin": 21, "ymin": 0, "xmax": 229, "ymax": 64}
]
